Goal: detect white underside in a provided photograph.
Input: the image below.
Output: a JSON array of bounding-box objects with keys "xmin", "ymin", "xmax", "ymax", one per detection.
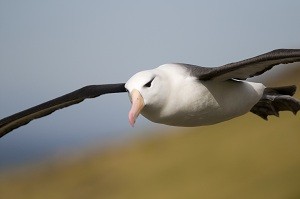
[{"xmin": 141, "ymin": 65, "xmax": 265, "ymax": 126}]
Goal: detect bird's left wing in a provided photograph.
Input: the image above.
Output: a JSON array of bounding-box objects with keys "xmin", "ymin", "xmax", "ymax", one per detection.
[
  {"xmin": 0, "ymin": 83, "xmax": 126, "ymax": 138},
  {"xmin": 182, "ymin": 49, "xmax": 300, "ymax": 81}
]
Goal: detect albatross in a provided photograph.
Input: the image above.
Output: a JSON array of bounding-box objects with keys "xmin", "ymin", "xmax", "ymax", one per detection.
[{"xmin": 1, "ymin": 49, "xmax": 300, "ymax": 138}]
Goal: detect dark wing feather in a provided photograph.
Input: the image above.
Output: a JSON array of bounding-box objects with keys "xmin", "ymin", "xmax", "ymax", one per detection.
[
  {"xmin": 182, "ymin": 49, "xmax": 300, "ymax": 81},
  {"xmin": 0, "ymin": 83, "xmax": 126, "ymax": 138}
]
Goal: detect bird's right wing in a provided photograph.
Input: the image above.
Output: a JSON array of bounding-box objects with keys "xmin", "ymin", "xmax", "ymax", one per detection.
[{"xmin": 0, "ymin": 83, "xmax": 126, "ymax": 138}]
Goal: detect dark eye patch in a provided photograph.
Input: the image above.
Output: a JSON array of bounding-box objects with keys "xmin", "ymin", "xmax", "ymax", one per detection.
[{"xmin": 144, "ymin": 77, "xmax": 155, "ymax": 88}]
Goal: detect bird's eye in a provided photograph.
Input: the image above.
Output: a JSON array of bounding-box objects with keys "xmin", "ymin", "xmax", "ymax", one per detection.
[{"xmin": 144, "ymin": 78, "xmax": 155, "ymax": 88}]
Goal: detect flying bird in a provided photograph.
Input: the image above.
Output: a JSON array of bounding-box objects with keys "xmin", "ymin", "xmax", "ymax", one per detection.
[{"xmin": 1, "ymin": 49, "xmax": 300, "ymax": 138}]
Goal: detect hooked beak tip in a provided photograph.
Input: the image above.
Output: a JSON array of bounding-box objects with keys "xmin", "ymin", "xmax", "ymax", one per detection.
[{"xmin": 129, "ymin": 112, "xmax": 136, "ymax": 127}]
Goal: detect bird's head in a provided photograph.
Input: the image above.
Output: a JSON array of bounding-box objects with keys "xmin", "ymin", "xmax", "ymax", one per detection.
[{"xmin": 125, "ymin": 68, "xmax": 169, "ymax": 126}]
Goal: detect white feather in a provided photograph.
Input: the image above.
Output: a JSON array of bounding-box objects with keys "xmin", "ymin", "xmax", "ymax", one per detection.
[{"xmin": 125, "ymin": 64, "xmax": 265, "ymax": 127}]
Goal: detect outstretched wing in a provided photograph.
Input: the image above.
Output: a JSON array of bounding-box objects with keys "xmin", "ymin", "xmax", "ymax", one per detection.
[
  {"xmin": 182, "ymin": 49, "xmax": 300, "ymax": 81},
  {"xmin": 0, "ymin": 83, "xmax": 126, "ymax": 138}
]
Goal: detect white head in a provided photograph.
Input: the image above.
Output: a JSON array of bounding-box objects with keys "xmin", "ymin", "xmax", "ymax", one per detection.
[
  {"xmin": 125, "ymin": 68, "xmax": 170, "ymax": 126},
  {"xmin": 125, "ymin": 64, "xmax": 191, "ymax": 126}
]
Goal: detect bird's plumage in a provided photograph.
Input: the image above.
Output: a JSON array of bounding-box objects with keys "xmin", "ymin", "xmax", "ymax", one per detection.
[
  {"xmin": 1, "ymin": 49, "xmax": 300, "ymax": 138},
  {"xmin": 125, "ymin": 64, "xmax": 266, "ymax": 126},
  {"xmin": 0, "ymin": 84, "xmax": 126, "ymax": 137},
  {"xmin": 181, "ymin": 49, "xmax": 300, "ymax": 81}
]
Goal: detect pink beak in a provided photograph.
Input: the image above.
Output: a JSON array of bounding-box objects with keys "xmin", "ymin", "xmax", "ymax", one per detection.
[{"xmin": 128, "ymin": 89, "xmax": 145, "ymax": 127}]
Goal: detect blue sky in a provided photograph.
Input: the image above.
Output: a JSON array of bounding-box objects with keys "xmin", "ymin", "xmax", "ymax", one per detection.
[{"xmin": 1, "ymin": 0, "xmax": 300, "ymax": 169}]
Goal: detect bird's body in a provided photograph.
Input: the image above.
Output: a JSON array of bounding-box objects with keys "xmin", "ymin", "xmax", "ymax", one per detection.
[
  {"xmin": 1, "ymin": 49, "xmax": 300, "ymax": 137},
  {"xmin": 126, "ymin": 64, "xmax": 265, "ymax": 126}
]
